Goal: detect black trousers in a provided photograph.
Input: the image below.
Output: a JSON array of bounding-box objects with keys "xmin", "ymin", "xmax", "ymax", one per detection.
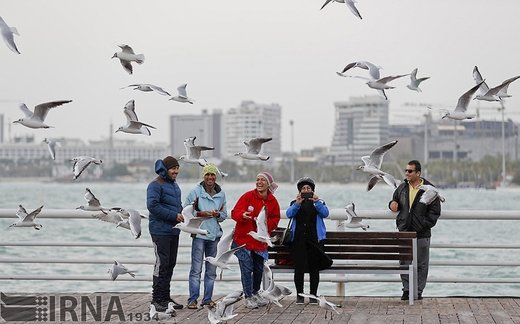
[
  {"xmin": 151, "ymin": 234, "xmax": 179, "ymax": 302},
  {"xmin": 292, "ymin": 240, "xmax": 323, "ymax": 296}
]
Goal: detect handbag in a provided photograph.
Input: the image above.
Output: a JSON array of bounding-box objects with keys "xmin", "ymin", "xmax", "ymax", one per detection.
[{"xmin": 281, "ymin": 218, "xmax": 293, "ymax": 246}]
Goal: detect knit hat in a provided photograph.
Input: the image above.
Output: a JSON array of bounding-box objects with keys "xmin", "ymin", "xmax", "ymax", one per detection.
[
  {"xmin": 257, "ymin": 171, "xmax": 278, "ymax": 193},
  {"xmin": 163, "ymin": 156, "xmax": 179, "ymax": 170},
  {"xmin": 297, "ymin": 177, "xmax": 315, "ymax": 192},
  {"xmin": 202, "ymin": 163, "xmax": 219, "ymax": 176}
]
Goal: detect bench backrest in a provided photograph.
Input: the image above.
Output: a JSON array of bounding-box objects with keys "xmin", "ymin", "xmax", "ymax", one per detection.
[{"xmin": 269, "ymin": 230, "xmax": 416, "ymax": 262}]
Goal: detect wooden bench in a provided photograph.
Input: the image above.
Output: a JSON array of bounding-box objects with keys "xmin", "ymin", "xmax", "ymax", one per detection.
[{"xmin": 268, "ymin": 230, "xmax": 418, "ymax": 305}]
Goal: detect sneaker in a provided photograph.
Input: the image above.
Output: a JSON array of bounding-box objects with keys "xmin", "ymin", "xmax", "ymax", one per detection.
[
  {"xmin": 244, "ymin": 297, "xmax": 258, "ymax": 309},
  {"xmin": 201, "ymin": 300, "xmax": 216, "ymax": 309},
  {"xmin": 296, "ymin": 295, "xmax": 304, "ymax": 305},
  {"xmin": 252, "ymin": 293, "xmax": 268, "ymax": 307},
  {"xmin": 167, "ymin": 298, "xmax": 184, "ymax": 310},
  {"xmin": 187, "ymin": 300, "xmax": 198, "ymax": 309},
  {"xmin": 151, "ymin": 300, "xmax": 168, "ymax": 313},
  {"xmin": 401, "ymin": 291, "xmax": 409, "ymax": 301}
]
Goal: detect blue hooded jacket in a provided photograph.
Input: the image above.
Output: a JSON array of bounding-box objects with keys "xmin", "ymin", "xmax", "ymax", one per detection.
[{"xmin": 147, "ymin": 160, "xmax": 182, "ymax": 236}]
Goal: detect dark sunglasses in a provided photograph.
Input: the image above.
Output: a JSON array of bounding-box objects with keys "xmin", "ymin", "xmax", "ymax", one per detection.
[{"xmin": 405, "ymin": 169, "xmax": 416, "ymax": 173}]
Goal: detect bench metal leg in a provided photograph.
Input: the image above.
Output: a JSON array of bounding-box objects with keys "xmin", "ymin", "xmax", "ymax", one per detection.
[
  {"xmin": 336, "ymin": 281, "xmax": 345, "ymax": 297},
  {"xmin": 408, "ymin": 264, "xmax": 414, "ymax": 305}
]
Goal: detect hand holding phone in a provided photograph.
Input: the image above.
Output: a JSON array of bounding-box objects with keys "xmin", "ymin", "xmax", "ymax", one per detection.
[{"xmin": 301, "ymin": 192, "xmax": 313, "ymax": 199}]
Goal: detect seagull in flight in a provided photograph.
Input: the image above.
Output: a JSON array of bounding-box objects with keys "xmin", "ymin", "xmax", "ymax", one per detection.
[
  {"xmin": 121, "ymin": 83, "xmax": 171, "ymax": 96},
  {"xmin": 179, "ymin": 136, "xmax": 215, "ymax": 166},
  {"xmin": 234, "ymin": 137, "xmax": 272, "ymax": 161},
  {"xmin": 419, "ymin": 185, "xmax": 446, "ymax": 205},
  {"xmin": 473, "ymin": 66, "xmax": 520, "ymax": 102},
  {"xmin": 111, "ymin": 44, "xmax": 144, "ymax": 74},
  {"xmin": 115, "ymin": 100, "xmax": 156, "ymax": 136},
  {"xmin": 169, "ymin": 83, "xmax": 194, "ymax": 104},
  {"xmin": 71, "ymin": 156, "xmax": 102, "ymax": 180},
  {"xmin": 407, "ymin": 68, "xmax": 430, "ymax": 92},
  {"xmin": 13, "ymin": 100, "xmax": 72, "ymax": 129},
  {"xmin": 320, "ymin": 0, "xmax": 363, "ymax": 19},
  {"xmin": 298, "ymin": 294, "xmax": 341, "ymax": 320},
  {"xmin": 338, "ymin": 60, "xmax": 381, "ymax": 80},
  {"xmin": 9, "ymin": 205, "xmax": 44, "ymax": 230},
  {"xmin": 93, "ymin": 207, "xmax": 144, "ymax": 239},
  {"xmin": 207, "ymin": 291, "xmax": 243, "ymax": 324},
  {"xmin": 174, "ymin": 203, "xmax": 209, "ymax": 235},
  {"xmin": 108, "ymin": 260, "xmax": 136, "ymax": 280},
  {"xmin": 43, "ymin": 138, "xmax": 61, "ymax": 160},
  {"xmin": 76, "ymin": 188, "xmax": 108, "ymax": 213},
  {"xmin": 357, "ymin": 140, "xmax": 400, "ymax": 191},
  {"xmin": 258, "ymin": 262, "xmax": 292, "ymax": 310},
  {"xmin": 433, "ymin": 81, "xmax": 484, "ymax": 120},
  {"xmin": 248, "ymin": 207, "xmax": 275, "ymax": 247},
  {"xmin": 337, "ymin": 71, "xmax": 408, "ymax": 100},
  {"xmin": 338, "ymin": 202, "xmax": 370, "ymax": 231},
  {"xmin": 0, "ymin": 16, "xmax": 20, "ymax": 54},
  {"xmin": 204, "ymin": 229, "xmax": 244, "ymax": 279}
]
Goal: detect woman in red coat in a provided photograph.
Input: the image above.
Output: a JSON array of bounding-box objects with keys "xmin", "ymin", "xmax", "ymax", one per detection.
[{"xmin": 231, "ymin": 172, "xmax": 281, "ymax": 309}]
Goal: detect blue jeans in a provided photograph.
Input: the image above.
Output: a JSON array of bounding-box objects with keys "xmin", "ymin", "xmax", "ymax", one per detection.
[
  {"xmin": 188, "ymin": 237, "xmax": 219, "ymax": 303},
  {"xmin": 232, "ymin": 241, "xmax": 265, "ymax": 298}
]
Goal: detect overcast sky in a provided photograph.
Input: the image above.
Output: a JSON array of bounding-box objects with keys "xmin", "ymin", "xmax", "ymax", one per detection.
[{"xmin": 1, "ymin": 0, "xmax": 520, "ymax": 152}]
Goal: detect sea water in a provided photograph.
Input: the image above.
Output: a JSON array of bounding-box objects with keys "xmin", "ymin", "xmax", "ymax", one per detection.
[{"xmin": 1, "ymin": 181, "xmax": 519, "ymax": 297}]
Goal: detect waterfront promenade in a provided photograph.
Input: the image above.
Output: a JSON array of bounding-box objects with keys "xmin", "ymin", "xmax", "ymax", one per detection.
[{"xmin": 4, "ymin": 293, "xmax": 520, "ymax": 323}]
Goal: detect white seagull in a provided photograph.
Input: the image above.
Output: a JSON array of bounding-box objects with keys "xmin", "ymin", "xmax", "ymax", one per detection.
[
  {"xmin": 207, "ymin": 291, "xmax": 243, "ymax": 324},
  {"xmin": 234, "ymin": 137, "xmax": 272, "ymax": 161},
  {"xmin": 108, "ymin": 260, "xmax": 136, "ymax": 280},
  {"xmin": 419, "ymin": 185, "xmax": 446, "ymax": 205},
  {"xmin": 248, "ymin": 207, "xmax": 274, "ymax": 247},
  {"xmin": 179, "ymin": 136, "xmax": 215, "ymax": 166},
  {"xmin": 320, "ymin": 0, "xmax": 362, "ymax": 19},
  {"xmin": 149, "ymin": 304, "xmax": 175, "ymax": 321},
  {"xmin": 259, "ymin": 262, "xmax": 292, "ymax": 310},
  {"xmin": 473, "ymin": 66, "xmax": 520, "ymax": 102},
  {"xmin": 0, "ymin": 16, "xmax": 20, "ymax": 54},
  {"xmin": 174, "ymin": 203, "xmax": 209, "ymax": 235},
  {"xmin": 357, "ymin": 140, "xmax": 400, "ymax": 191},
  {"xmin": 13, "ymin": 100, "xmax": 72, "ymax": 129},
  {"xmin": 71, "ymin": 156, "xmax": 102, "ymax": 180},
  {"xmin": 204, "ymin": 229, "xmax": 245, "ymax": 279},
  {"xmin": 76, "ymin": 188, "xmax": 108, "ymax": 213},
  {"xmin": 111, "ymin": 44, "xmax": 144, "ymax": 74},
  {"xmin": 115, "ymin": 100, "xmax": 156, "ymax": 136},
  {"xmin": 43, "ymin": 138, "xmax": 61, "ymax": 160},
  {"xmin": 169, "ymin": 83, "xmax": 194, "ymax": 104},
  {"xmin": 9, "ymin": 205, "xmax": 44, "ymax": 230},
  {"xmin": 434, "ymin": 81, "xmax": 484, "ymax": 120},
  {"xmin": 93, "ymin": 207, "xmax": 144, "ymax": 239},
  {"xmin": 337, "ymin": 71, "xmax": 408, "ymax": 100},
  {"xmin": 407, "ymin": 68, "xmax": 430, "ymax": 92},
  {"xmin": 121, "ymin": 83, "xmax": 171, "ymax": 96},
  {"xmin": 338, "ymin": 202, "xmax": 370, "ymax": 231},
  {"xmin": 298, "ymin": 294, "xmax": 341, "ymax": 320},
  {"xmin": 338, "ymin": 60, "xmax": 381, "ymax": 80}
]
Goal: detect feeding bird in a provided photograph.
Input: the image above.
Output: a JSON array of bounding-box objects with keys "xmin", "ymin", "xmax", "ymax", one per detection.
[
  {"xmin": 179, "ymin": 136, "xmax": 215, "ymax": 166},
  {"xmin": 169, "ymin": 83, "xmax": 194, "ymax": 104},
  {"xmin": 9, "ymin": 205, "xmax": 44, "ymax": 230},
  {"xmin": 71, "ymin": 156, "xmax": 102, "ymax": 180},
  {"xmin": 320, "ymin": 0, "xmax": 363, "ymax": 19},
  {"xmin": 115, "ymin": 100, "xmax": 156, "ymax": 136},
  {"xmin": 111, "ymin": 44, "xmax": 144, "ymax": 74},
  {"xmin": 43, "ymin": 138, "xmax": 61, "ymax": 160},
  {"xmin": 92, "ymin": 207, "xmax": 144, "ymax": 239},
  {"xmin": 357, "ymin": 140, "xmax": 400, "ymax": 191},
  {"xmin": 338, "ymin": 202, "xmax": 370, "ymax": 231},
  {"xmin": 298, "ymin": 293, "xmax": 341, "ymax": 320},
  {"xmin": 76, "ymin": 188, "xmax": 108, "ymax": 213},
  {"xmin": 234, "ymin": 137, "xmax": 272, "ymax": 161},
  {"xmin": 108, "ymin": 260, "xmax": 136, "ymax": 280},
  {"xmin": 121, "ymin": 83, "xmax": 171, "ymax": 96},
  {"xmin": 407, "ymin": 68, "xmax": 430, "ymax": 92},
  {"xmin": 174, "ymin": 203, "xmax": 209, "ymax": 235},
  {"xmin": 13, "ymin": 100, "xmax": 72, "ymax": 129},
  {"xmin": 248, "ymin": 207, "xmax": 275, "ymax": 247},
  {"xmin": 0, "ymin": 15, "xmax": 20, "ymax": 54},
  {"xmin": 419, "ymin": 185, "xmax": 446, "ymax": 205}
]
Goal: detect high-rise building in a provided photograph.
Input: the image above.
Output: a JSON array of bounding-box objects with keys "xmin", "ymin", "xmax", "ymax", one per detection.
[
  {"xmin": 327, "ymin": 96, "xmax": 390, "ymax": 165},
  {"xmin": 169, "ymin": 109, "xmax": 223, "ymax": 159},
  {"xmin": 222, "ymin": 101, "xmax": 281, "ymax": 159}
]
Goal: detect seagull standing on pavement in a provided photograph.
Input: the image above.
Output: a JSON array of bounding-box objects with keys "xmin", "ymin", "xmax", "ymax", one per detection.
[
  {"xmin": 0, "ymin": 16, "xmax": 20, "ymax": 54},
  {"xmin": 174, "ymin": 203, "xmax": 209, "ymax": 235},
  {"xmin": 298, "ymin": 293, "xmax": 341, "ymax": 320},
  {"xmin": 115, "ymin": 100, "xmax": 156, "ymax": 136},
  {"xmin": 111, "ymin": 44, "xmax": 144, "ymax": 74},
  {"xmin": 121, "ymin": 83, "xmax": 171, "ymax": 96},
  {"xmin": 13, "ymin": 100, "xmax": 72, "ymax": 129},
  {"xmin": 338, "ymin": 202, "xmax": 370, "ymax": 231},
  {"xmin": 320, "ymin": 0, "xmax": 363, "ymax": 19},
  {"xmin": 179, "ymin": 136, "xmax": 215, "ymax": 166},
  {"xmin": 108, "ymin": 260, "xmax": 136, "ymax": 280},
  {"xmin": 71, "ymin": 156, "xmax": 102, "ymax": 180},
  {"xmin": 357, "ymin": 140, "xmax": 400, "ymax": 191},
  {"xmin": 43, "ymin": 138, "xmax": 61, "ymax": 160},
  {"xmin": 169, "ymin": 83, "xmax": 194, "ymax": 104},
  {"xmin": 9, "ymin": 205, "xmax": 44, "ymax": 230},
  {"xmin": 234, "ymin": 137, "xmax": 272, "ymax": 161},
  {"xmin": 407, "ymin": 68, "xmax": 430, "ymax": 92}
]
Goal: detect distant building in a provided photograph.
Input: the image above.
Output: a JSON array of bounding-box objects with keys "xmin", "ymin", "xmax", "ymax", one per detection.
[
  {"xmin": 222, "ymin": 101, "xmax": 282, "ymax": 160},
  {"xmin": 0, "ymin": 114, "xmax": 3, "ymax": 143},
  {"xmin": 327, "ymin": 96, "xmax": 390, "ymax": 165},
  {"xmin": 169, "ymin": 109, "xmax": 223, "ymax": 159}
]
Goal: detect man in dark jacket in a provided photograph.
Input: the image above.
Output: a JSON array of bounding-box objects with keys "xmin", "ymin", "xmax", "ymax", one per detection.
[
  {"xmin": 147, "ymin": 156, "xmax": 185, "ymax": 314},
  {"xmin": 389, "ymin": 160, "xmax": 441, "ymax": 301}
]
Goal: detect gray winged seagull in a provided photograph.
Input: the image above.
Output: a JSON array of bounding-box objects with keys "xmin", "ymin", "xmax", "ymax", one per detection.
[
  {"xmin": 431, "ymin": 81, "xmax": 484, "ymax": 120},
  {"xmin": 71, "ymin": 156, "xmax": 102, "ymax": 180},
  {"xmin": 259, "ymin": 262, "xmax": 292, "ymax": 310},
  {"xmin": 169, "ymin": 83, "xmax": 194, "ymax": 104},
  {"xmin": 43, "ymin": 138, "xmax": 61, "ymax": 160},
  {"xmin": 121, "ymin": 83, "xmax": 171, "ymax": 96},
  {"xmin": 419, "ymin": 185, "xmax": 446, "ymax": 205},
  {"xmin": 108, "ymin": 260, "xmax": 136, "ymax": 280},
  {"xmin": 337, "ymin": 71, "xmax": 408, "ymax": 100},
  {"xmin": 93, "ymin": 207, "xmax": 144, "ymax": 239},
  {"xmin": 473, "ymin": 66, "xmax": 520, "ymax": 102},
  {"xmin": 407, "ymin": 68, "xmax": 430, "ymax": 92},
  {"xmin": 337, "ymin": 60, "xmax": 382, "ymax": 80},
  {"xmin": 357, "ymin": 140, "xmax": 400, "ymax": 191},
  {"xmin": 111, "ymin": 44, "xmax": 144, "ymax": 74},
  {"xmin": 204, "ymin": 229, "xmax": 245, "ymax": 279},
  {"xmin": 115, "ymin": 99, "xmax": 156, "ymax": 136},
  {"xmin": 321, "ymin": 0, "xmax": 363, "ymax": 19},
  {"xmin": 207, "ymin": 290, "xmax": 243, "ymax": 324},
  {"xmin": 76, "ymin": 188, "xmax": 108, "ymax": 213},
  {"xmin": 174, "ymin": 203, "xmax": 209, "ymax": 235},
  {"xmin": 13, "ymin": 100, "xmax": 72, "ymax": 129},
  {"xmin": 9, "ymin": 205, "xmax": 44, "ymax": 230},
  {"xmin": 234, "ymin": 137, "xmax": 272, "ymax": 161},
  {"xmin": 298, "ymin": 293, "xmax": 341, "ymax": 320},
  {"xmin": 179, "ymin": 136, "xmax": 215, "ymax": 166},
  {"xmin": 338, "ymin": 202, "xmax": 370, "ymax": 230},
  {"xmin": 248, "ymin": 206, "xmax": 275, "ymax": 247},
  {"xmin": 0, "ymin": 15, "xmax": 20, "ymax": 54}
]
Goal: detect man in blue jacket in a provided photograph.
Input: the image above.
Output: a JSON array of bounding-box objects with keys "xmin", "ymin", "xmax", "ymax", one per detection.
[{"xmin": 147, "ymin": 156, "xmax": 185, "ymax": 314}]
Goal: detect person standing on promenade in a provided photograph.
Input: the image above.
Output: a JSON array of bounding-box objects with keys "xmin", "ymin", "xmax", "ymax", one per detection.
[
  {"xmin": 184, "ymin": 164, "xmax": 227, "ymax": 310},
  {"xmin": 231, "ymin": 172, "xmax": 281, "ymax": 309},
  {"xmin": 389, "ymin": 160, "xmax": 441, "ymax": 301},
  {"xmin": 286, "ymin": 177, "xmax": 330, "ymax": 304},
  {"xmin": 147, "ymin": 156, "xmax": 185, "ymax": 314}
]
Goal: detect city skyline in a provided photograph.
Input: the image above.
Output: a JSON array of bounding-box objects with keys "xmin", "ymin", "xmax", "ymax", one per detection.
[{"xmin": 1, "ymin": 1, "xmax": 519, "ymax": 152}]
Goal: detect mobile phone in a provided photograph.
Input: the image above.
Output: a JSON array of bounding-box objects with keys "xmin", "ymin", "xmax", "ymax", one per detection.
[{"xmin": 301, "ymin": 192, "xmax": 313, "ymax": 199}]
